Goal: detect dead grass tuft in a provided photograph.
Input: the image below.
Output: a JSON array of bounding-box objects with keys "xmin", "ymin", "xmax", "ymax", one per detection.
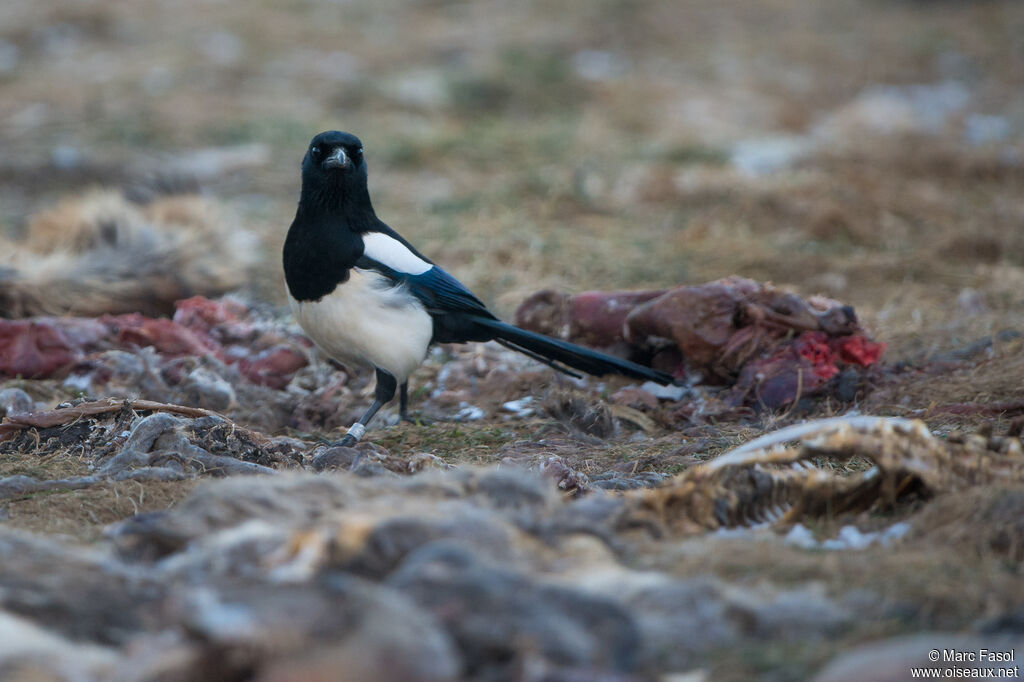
[{"xmin": 2, "ymin": 479, "xmax": 198, "ymax": 542}]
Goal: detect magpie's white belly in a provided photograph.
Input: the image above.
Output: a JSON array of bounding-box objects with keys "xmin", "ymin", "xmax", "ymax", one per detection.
[{"xmin": 289, "ymin": 269, "xmax": 433, "ymax": 383}]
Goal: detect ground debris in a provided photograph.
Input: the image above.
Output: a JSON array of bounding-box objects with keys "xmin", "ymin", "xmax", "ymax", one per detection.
[
  {"xmin": 812, "ymin": 634, "xmax": 1024, "ymax": 682},
  {"xmin": 0, "ymin": 414, "xmax": 1020, "ymax": 680},
  {"xmin": 0, "ymin": 190, "xmax": 258, "ymax": 319},
  {"xmin": 0, "ymin": 296, "xmax": 311, "ymax": 389},
  {"xmin": 0, "ymin": 398, "xmax": 220, "ymax": 437},
  {"xmin": 621, "ymin": 416, "xmax": 1024, "ymax": 537},
  {"xmin": 0, "ymin": 474, "xmax": 101, "ymax": 499},
  {"xmin": 0, "ymin": 467, "xmax": 867, "ymax": 680},
  {"xmin": 0, "ymin": 610, "xmax": 120, "ymax": 682},
  {"xmin": 1, "ymin": 1, "xmax": 1023, "ymax": 678},
  {"xmin": 0, "ymin": 296, "xmax": 343, "ymax": 432},
  {"xmin": 515, "ymin": 277, "xmax": 885, "ymax": 409},
  {"xmin": 0, "ymin": 399, "xmax": 296, "ymax": 500},
  {"xmin": 309, "ymin": 442, "xmax": 448, "ymax": 476}
]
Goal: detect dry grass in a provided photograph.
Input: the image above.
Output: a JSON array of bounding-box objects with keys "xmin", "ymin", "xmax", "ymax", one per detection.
[
  {"xmin": 2, "ymin": 479, "xmax": 198, "ymax": 541},
  {"xmin": 1, "ymin": 0, "xmax": 1022, "ymax": 328}
]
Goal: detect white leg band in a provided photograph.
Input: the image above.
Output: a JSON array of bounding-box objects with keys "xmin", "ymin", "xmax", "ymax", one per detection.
[{"xmin": 345, "ymin": 423, "xmax": 366, "ymax": 442}]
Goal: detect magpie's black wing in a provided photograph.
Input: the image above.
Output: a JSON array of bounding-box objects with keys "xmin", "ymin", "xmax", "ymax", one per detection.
[
  {"xmin": 357, "ymin": 254, "xmax": 493, "ymax": 317},
  {"xmin": 354, "ymin": 228, "xmax": 497, "ymax": 343},
  {"xmin": 353, "ymin": 228, "xmax": 676, "ymax": 384}
]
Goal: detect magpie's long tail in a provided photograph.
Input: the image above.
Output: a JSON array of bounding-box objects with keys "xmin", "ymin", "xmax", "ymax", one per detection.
[{"xmin": 473, "ymin": 317, "xmax": 675, "ymax": 385}]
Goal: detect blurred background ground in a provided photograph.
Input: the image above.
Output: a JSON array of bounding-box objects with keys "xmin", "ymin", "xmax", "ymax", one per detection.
[
  {"xmin": 1, "ymin": 0, "xmax": 1024, "ymax": 680},
  {"xmin": 1, "ymin": 0, "xmax": 1021, "ymax": 348}
]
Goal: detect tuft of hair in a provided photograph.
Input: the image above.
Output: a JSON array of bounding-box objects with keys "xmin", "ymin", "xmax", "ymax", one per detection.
[
  {"xmin": 541, "ymin": 388, "xmax": 617, "ymax": 440},
  {"xmin": 0, "ymin": 189, "xmax": 258, "ymax": 318}
]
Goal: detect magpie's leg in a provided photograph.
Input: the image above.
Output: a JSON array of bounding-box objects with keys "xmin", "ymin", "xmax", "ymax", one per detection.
[
  {"xmin": 398, "ymin": 381, "xmax": 433, "ymax": 425},
  {"xmin": 336, "ymin": 368, "xmax": 397, "ymax": 447},
  {"xmin": 399, "ymin": 381, "xmax": 411, "ymax": 422}
]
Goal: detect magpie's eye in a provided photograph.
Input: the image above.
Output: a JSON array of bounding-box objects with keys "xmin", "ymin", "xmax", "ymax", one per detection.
[{"xmin": 310, "ymin": 145, "xmax": 321, "ymax": 160}]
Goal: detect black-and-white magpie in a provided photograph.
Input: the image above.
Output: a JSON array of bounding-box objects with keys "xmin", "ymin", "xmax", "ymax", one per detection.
[{"xmin": 283, "ymin": 131, "xmax": 674, "ymax": 446}]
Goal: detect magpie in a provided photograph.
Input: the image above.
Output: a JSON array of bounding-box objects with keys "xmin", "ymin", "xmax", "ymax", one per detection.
[{"xmin": 283, "ymin": 130, "xmax": 674, "ymax": 446}]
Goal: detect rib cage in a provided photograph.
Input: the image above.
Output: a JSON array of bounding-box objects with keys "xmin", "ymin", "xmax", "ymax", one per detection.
[{"xmin": 622, "ymin": 417, "xmax": 1024, "ymax": 537}]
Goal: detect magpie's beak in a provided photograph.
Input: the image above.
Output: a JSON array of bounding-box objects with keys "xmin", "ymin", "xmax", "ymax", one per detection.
[{"xmin": 322, "ymin": 147, "xmax": 350, "ymax": 170}]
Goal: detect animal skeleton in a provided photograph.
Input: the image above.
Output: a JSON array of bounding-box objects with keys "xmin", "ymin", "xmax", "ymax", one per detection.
[{"xmin": 624, "ymin": 416, "xmax": 1024, "ymax": 537}]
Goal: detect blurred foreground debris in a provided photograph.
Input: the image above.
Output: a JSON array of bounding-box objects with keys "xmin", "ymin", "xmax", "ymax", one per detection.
[
  {"xmin": 0, "ymin": 467, "xmax": 855, "ymax": 681},
  {"xmin": 516, "ymin": 277, "xmax": 886, "ymax": 409},
  {"xmin": 0, "ymin": 189, "xmax": 258, "ymax": 318},
  {"xmin": 0, "ymin": 417, "xmax": 1020, "ymax": 680}
]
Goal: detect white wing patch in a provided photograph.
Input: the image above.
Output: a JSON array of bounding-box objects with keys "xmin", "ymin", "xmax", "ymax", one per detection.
[{"xmin": 362, "ymin": 232, "xmax": 432, "ymax": 275}]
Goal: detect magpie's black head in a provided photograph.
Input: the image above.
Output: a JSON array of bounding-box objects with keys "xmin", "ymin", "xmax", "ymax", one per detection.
[{"xmin": 299, "ymin": 131, "xmax": 370, "ymax": 209}]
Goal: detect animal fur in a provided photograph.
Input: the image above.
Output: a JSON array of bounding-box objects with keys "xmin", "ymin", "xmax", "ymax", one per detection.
[{"xmin": 0, "ymin": 189, "xmax": 258, "ymax": 318}]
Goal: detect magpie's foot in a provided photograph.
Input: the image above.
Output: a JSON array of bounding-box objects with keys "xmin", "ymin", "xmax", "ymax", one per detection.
[
  {"xmin": 400, "ymin": 412, "xmax": 433, "ymax": 426},
  {"xmin": 332, "ymin": 434, "xmax": 357, "ymax": 448}
]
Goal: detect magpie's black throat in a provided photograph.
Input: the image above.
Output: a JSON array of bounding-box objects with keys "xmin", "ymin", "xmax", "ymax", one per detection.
[{"xmin": 284, "ymin": 131, "xmax": 377, "ymax": 302}]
